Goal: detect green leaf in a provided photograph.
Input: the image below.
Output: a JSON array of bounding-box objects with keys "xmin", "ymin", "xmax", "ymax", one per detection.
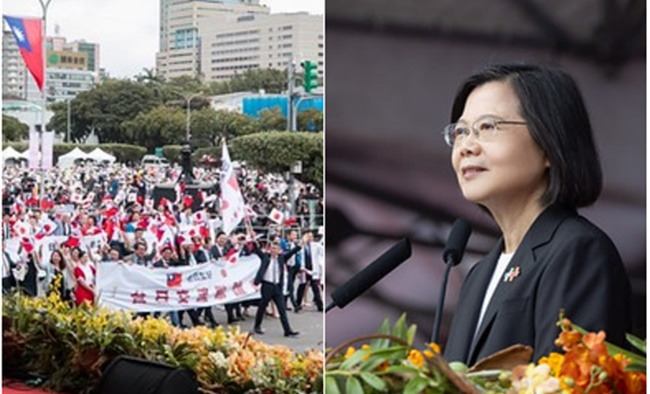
[
  {"xmin": 325, "ymin": 376, "xmax": 341, "ymax": 394},
  {"xmin": 406, "ymin": 324, "xmax": 417, "ymax": 346},
  {"xmin": 371, "ymin": 318, "xmax": 392, "ymax": 349},
  {"xmin": 380, "ymin": 365, "xmax": 421, "ymax": 375},
  {"xmin": 626, "ymin": 362, "xmax": 647, "ymax": 373},
  {"xmin": 340, "ymin": 349, "xmax": 371, "ymax": 370},
  {"xmin": 360, "ymin": 371, "xmax": 387, "ymax": 391},
  {"xmin": 392, "ymin": 313, "xmax": 408, "ymax": 341},
  {"xmin": 345, "ymin": 376, "xmax": 364, "ymax": 394},
  {"xmin": 626, "ymin": 333, "xmax": 646, "ymax": 354},
  {"xmin": 403, "ymin": 375, "xmax": 429, "ymax": 394}
]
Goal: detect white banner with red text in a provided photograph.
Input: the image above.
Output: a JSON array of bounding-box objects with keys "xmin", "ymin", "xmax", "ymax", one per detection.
[{"xmin": 96, "ymin": 255, "xmax": 262, "ymax": 312}]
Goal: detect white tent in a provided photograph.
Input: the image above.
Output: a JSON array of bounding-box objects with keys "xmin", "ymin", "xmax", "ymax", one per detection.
[
  {"xmin": 2, "ymin": 146, "xmax": 28, "ymax": 165},
  {"xmin": 88, "ymin": 148, "xmax": 116, "ymax": 164},
  {"xmin": 57, "ymin": 147, "xmax": 90, "ymax": 168}
]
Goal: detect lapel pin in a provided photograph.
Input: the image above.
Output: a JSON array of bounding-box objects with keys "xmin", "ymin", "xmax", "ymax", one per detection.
[{"xmin": 503, "ymin": 266, "xmax": 521, "ymax": 282}]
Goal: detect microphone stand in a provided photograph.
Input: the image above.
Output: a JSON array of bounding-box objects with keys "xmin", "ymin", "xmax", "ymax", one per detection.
[{"xmin": 431, "ymin": 257, "xmax": 454, "ymax": 344}]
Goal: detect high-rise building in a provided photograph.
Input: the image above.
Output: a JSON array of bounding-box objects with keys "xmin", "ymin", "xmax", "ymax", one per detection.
[
  {"xmin": 2, "ymin": 29, "xmax": 28, "ymax": 99},
  {"xmin": 47, "ymin": 36, "xmax": 101, "ymax": 78},
  {"xmin": 2, "ymin": 22, "xmax": 99, "ymax": 104},
  {"xmin": 156, "ymin": 0, "xmax": 269, "ymax": 80},
  {"xmin": 199, "ymin": 12, "xmax": 323, "ymax": 82}
]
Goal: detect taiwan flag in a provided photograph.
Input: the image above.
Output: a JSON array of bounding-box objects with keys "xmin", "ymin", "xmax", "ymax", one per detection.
[
  {"xmin": 167, "ymin": 273, "xmax": 182, "ymax": 288},
  {"xmin": 3, "ymin": 16, "xmax": 44, "ymax": 91}
]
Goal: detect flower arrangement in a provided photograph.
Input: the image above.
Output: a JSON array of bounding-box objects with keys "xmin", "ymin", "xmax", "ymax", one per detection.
[
  {"xmin": 325, "ymin": 314, "xmax": 646, "ymax": 393},
  {"xmin": 2, "ymin": 285, "xmax": 323, "ymax": 393}
]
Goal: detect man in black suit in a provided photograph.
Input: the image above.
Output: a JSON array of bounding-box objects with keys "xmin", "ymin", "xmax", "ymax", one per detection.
[
  {"xmin": 252, "ymin": 238, "xmax": 301, "ymax": 337},
  {"xmin": 210, "ymin": 231, "xmax": 241, "ymax": 324},
  {"xmin": 2, "ymin": 242, "xmax": 16, "ymax": 294},
  {"xmin": 296, "ymin": 230, "xmax": 323, "ymax": 312}
]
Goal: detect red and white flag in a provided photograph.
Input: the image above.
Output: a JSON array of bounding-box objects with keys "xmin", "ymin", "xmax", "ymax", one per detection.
[
  {"xmin": 13, "ymin": 220, "xmax": 31, "ymax": 238},
  {"xmin": 268, "ymin": 208, "xmax": 284, "ymax": 224},
  {"xmin": 245, "ymin": 205, "xmax": 258, "ymax": 218},
  {"xmin": 220, "ymin": 142, "xmax": 246, "ymax": 234},
  {"xmin": 192, "ymin": 210, "xmax": 207, "ymax": 224}
]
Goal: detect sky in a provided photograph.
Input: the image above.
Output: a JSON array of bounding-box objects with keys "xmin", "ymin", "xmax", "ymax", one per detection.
[{"xmin": 2, "ymin": 0, "xmax": 324, "ymax": 79}]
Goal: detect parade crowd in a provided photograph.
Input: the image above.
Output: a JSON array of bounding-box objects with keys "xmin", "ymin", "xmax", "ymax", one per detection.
[{"xmin": 2, "ymin": 159, "xmax": 323, "ymax": 336}]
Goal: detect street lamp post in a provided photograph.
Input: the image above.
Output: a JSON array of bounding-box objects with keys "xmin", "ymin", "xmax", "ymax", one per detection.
[
  {"xmin": 38, "ymin": 0, "xmax": 53, "ymax": 202},
  {"xmin": 66, "ymin": 98, "xmax": 71, "ymax": 142},
  {"xmin": 183, "ymin": 92, "xmax": 202, "ymax": 143}
]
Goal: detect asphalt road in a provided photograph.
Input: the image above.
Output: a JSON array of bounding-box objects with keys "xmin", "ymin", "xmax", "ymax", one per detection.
[{"xmin": 182, "ymin": 303, "xmax": 325, "ymax": 353}]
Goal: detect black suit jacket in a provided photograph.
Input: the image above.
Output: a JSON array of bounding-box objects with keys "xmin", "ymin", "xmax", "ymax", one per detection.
[
  {"xmin": 253, "ymin": 244, "xmax": 301, "ymax": 286},
  {"xmin": 443, "ymin": 205, "xmax": 631, "ymax": 365}
]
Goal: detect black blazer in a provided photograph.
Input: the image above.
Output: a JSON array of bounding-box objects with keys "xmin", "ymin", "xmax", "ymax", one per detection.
[
  {"xmin": 443, "ymin": 205, "xmax": 631, "ymax": 365},
  {"xmin": 253, "ymin": 244, "xmax": 301, "ymax": 286}
]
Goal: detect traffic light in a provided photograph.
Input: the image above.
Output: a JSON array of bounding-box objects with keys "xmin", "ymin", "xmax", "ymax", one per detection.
[{"xmin": 301, "ymin": 61, "xmax": 318, "ymax": 93}]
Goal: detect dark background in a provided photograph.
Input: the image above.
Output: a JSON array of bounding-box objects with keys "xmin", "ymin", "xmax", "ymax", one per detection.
[{"xmin": 324, "ymin": 0, "xmax": 646, "ymax": 350}]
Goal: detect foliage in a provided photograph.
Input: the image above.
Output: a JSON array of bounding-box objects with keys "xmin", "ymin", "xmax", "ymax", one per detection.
[
  {"xmin": 208, "ymin": 68, "xmax": 288, "ymax": 95},
  {"xmin": 122, "ymin": 105, "xmax": 186, "ymax": 151},
  {"xmin": 2, "ymin": 287, "xmax": 323, "ymax": 394},
  {"xmin": 2, "ymin": 115, "xmax": 29, "ymax": 142},
  {"xmin": 257, "ymin": 107, "xmax": 287, "ymax": 132},
  {"xmin": 297, "ymin": 109, "xmax": 323, "ymax": 132},
  {"xmin": 47, "ymin": 79, "xmax": 164, "ymax": 144},
  {"xmin": 162, "ymin": 145, "xmax": 183, "ymax": 163},
  {"xmin": 325, "ymin": 314, "xmax": 461, "ymax": 394},
  {"xmin": 326, "ymin": 314, "xmax": 647, "ymax": 394},
  {"xmin": 231, "ymin": 132, "xmax": 323, "ymax": 190}
]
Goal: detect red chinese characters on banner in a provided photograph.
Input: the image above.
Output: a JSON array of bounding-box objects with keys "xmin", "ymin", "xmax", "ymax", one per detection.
[
  {"xmin": 131, "ymin": 291, "xmax": 147, "ymax": 304},
  {"xmin": 215, "ymin": 286, "xmax": 227, "ymax": 300},
  {"xmin": 156, "ymin": 290, "xmax": 169, "ymax": 303},
  {"xmin": 196, "ymin": 288, "xmax": 209, "ymax": 303},
  {"xmin": 232, "ymin": 281, "xmax": 245, "ymax": 297},
  {"xmin": 177, "ymin": 290, "xmax": 190, "ymax": 304}
]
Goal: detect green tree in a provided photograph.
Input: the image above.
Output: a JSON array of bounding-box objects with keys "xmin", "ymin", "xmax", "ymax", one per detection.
[
  {"xmin": 47, "ymin": 79, "xmax": 164, "ymax": 143},
  {"xmin": 231, "ymin": 131, "xmax": 323, "ymax": 189},
  {"xmin": 297, "ymin": 109, "xmax": 323, "ymax": 131},
  {"xmin": 122, "ymin": 105, "xmax": 185, "ymax": 151},
  {"xmin": 257, "ymin": 107, "xmax": 286, "ymax": 131},
  {"xmin": 2, "ymin": 115, "xmax": 29, "ymax": 142},
  {"xmin": 191, "ymin": 108, "xmax": 258, "ymax": 147},
  {"xmin": 208, "ymin": 68, "xmax": 288, "ymax": 95}
]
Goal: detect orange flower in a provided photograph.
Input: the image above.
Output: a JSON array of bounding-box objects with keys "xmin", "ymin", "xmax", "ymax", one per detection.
[
  {"xmin": 407, "ymin": 350, "xmax": 424, "ymax": 368},
  {"xmin": 623, "ymin": 371, "xmax": 646, "ymax": 394},
  {"xmin": 555, "ymin": 329, "xmax": 582, "ymax": 351},
  {"xmin": 428, "ymin": 343, "xmax": 441, "ymax": 354}
]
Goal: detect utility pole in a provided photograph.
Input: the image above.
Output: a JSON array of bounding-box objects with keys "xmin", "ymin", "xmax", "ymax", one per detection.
[{"xmin": 286, "ymin": 54, "xmax": 295, "ymax": 131}]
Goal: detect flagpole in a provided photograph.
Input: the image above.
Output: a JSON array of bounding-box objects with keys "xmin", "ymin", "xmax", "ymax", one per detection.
[{"xmin": 38, "ymin": 0, "xmax": 53, "ymax": 204}]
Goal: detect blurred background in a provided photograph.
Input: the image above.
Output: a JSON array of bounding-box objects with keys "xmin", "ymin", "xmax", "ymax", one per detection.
[{"xmin": 324, "ymin": 0, "xmax": 646, "ymax": 350}]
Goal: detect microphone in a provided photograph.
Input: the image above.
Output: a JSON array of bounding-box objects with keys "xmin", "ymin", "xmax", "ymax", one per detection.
[
  {"xmin": 432, "ymin": 219, "xmax": 471, "ymax": 343},
  {"xmin": 443, "ymin": 218, "xmax": 471, "ymax": 265},
  {"xmin": 325, "ymin": 238, "xmax": 411, "ymax": 312}
]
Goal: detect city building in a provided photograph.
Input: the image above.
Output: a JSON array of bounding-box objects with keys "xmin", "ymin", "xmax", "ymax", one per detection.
[
  {"xmin": 2, "ymin": 23, "xmax": 100, "ymax": 103},
  {"xmin": 156, "ymin": 0, "xmax": 269, "ymax": 80},
  {"xmin": 199, "ymin": 12, "xmax": 323, "ymax": 82},
  {"xmin": 2, "ymin": 29, "xmax": 27, "ymax": 99}
]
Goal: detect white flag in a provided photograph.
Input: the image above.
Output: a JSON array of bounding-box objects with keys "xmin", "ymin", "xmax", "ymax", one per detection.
[
  {"xmin": 41, "ymin": 131, "xmax": 54, "ymax": 169},
  {"xmin": 29, "ymin": 129, "xmax": 40, "ymax": 169},
  {"xmin": 220, "ymin": 142, "xmax": 246, "ymax": 235}
]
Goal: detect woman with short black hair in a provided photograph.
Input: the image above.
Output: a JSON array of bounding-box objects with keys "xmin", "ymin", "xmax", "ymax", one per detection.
[{"xmin": 442, "ymin": 64, "xmax": 631, "ymax": 365}]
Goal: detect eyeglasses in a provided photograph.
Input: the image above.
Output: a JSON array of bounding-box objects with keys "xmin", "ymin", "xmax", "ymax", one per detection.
[{"xmin": 443, "ymin": 115, "xmax": 527, "ymax": 147}]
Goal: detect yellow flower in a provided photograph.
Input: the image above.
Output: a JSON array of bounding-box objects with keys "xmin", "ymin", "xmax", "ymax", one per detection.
[
  {"xmin": 344, "ymin": 346, "xmax": 356, "ymax": 359},
  {"xmin": 407, "ymin": 349, "xmax": 424, "ymax": 368},
  {"xmin": 539, "ymin": 352, "xmax": 564, "ymax": 376}
]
